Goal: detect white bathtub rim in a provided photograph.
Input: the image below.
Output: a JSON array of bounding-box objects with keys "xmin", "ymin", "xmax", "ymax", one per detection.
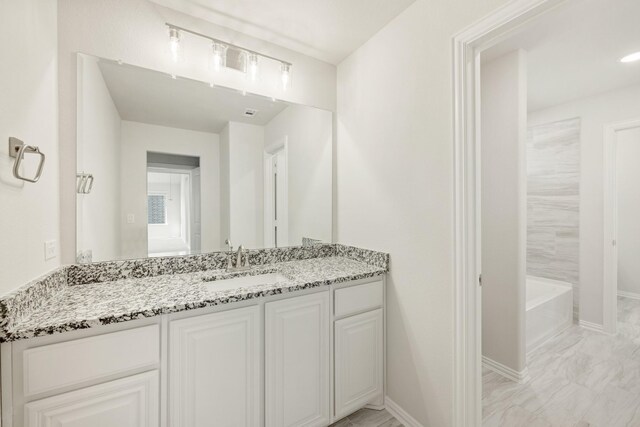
[
  {"xmin": 526, "ymin": 275, "xmax": 573, "ymax": 311},
  {"xmin": 527, "ymin": 275, "xmax": 572, "ymax": 288}
]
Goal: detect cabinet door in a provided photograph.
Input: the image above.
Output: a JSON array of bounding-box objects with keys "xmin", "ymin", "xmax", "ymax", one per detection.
[
  {"xmin": 265, "ymin": 292, "xmax": 330, "ymax": 427},
  {"xmin": 169, "ymin": 306, "xmax": 260, "ymax": 427},
  {"xmin": 24, "ymin": 370, "xmax": 159, "ymax": 427},
  {"xmin": 334, "ymin": 309, "xmax": 384, "ymax": 419}
]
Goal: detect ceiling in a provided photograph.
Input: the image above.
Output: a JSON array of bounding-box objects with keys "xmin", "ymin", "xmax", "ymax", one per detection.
[
  {"xmin": 149, "ymin": 0, "xmax": 416, "ymax": 64},
  {"xmin": 98, "ymin": 60, "xmax": 289, "ymax": 133},
  {"xmin": 482, "ymin": 0, "xmax": 640, "ymax": 112}
]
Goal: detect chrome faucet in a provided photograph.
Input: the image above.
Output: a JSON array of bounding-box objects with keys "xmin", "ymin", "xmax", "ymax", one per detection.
[
  {"xmin": 236, "ymin": 245, "xmax": 246, "ymax": 268},
  {"xmin": 226, "ymin": 244, "xmax": 250, "ymax": 271}
]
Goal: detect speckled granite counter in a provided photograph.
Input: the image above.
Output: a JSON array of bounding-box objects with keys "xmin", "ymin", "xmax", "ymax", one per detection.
[{"xmin": 0, "ymin": 244, "xmax": 389, "ymax": 342}]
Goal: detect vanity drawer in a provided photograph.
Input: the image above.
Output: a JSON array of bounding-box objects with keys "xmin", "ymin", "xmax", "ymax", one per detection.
[
  {"xmin": 334, "ymin": 280, "xmax": 384, "ymax": 317},
  {"xmin": 22, "ymin": 325, "xmax": 160, "ymax": 397}
]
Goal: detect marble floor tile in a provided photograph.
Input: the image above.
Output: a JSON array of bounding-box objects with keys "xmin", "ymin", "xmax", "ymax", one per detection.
[
  {"xmin": 483, "ymin": 296, "xmax": 640, "ymax": 427},
  {"xmin": 330, "ymin": 408, "xmax": 401, "ymax": 427}
]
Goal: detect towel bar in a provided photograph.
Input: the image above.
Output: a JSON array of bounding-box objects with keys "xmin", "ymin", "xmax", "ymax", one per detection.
[
  {"xmin": 76, "ymin": 172, "xmax": 94, "ymax": 194},
  {"xmin": 9, "ymin": 137, "xmax": 46, "ymax": 183}
]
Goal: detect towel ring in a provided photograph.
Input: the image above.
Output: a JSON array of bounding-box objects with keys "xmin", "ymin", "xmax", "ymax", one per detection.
[{"xmin": 9, "ymin": 137, "xmax": 46, "ymax": 183}]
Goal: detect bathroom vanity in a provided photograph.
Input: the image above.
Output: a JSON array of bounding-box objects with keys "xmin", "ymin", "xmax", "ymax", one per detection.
[
  {"xmin": 0, "ymin": 44, "xmax": 389, "ymax": 426},
  {"xmin": 0, "ymin": 245, "xmax": 388, "ymax": 427}
]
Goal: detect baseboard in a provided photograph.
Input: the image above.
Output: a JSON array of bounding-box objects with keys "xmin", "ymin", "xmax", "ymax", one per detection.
[
  {"xmin": 384, "ymin": 397, "xmax": 425, "ymax": 427},
  {"xmin": 618, "ymin": 290, "xmax": 640, "ymax": 301},
  {"xmin": 482, "ymin": 356, "xmax": 530, "ymax": 384},
  {"xmin": 579, "ymin": 320, "xmax": 605, "ymax": 333}
]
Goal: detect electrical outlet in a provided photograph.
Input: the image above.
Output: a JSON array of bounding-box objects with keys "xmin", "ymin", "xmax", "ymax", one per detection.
[
  {"xmin": 44, "ymin": 240, "xmax": 57, "ymax": 260},
  {"xmin": 127, "ymin": 214, "xmax": 135, "ymax": 224}
]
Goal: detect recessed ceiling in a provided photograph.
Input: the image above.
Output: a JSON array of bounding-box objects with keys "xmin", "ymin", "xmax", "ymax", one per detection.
[
  {"xmin": 98, "ymin": 60, "xmax": 289, "ymax": 133},
  {"xmin": 482, "ymin": 0, "xmax": 640, "ymax": 112},
  {"xmin": 149, "ymin": 0, "xmax": 416, "ymax": 64}
]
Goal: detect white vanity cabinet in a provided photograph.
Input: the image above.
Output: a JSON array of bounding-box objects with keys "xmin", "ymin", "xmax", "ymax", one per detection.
[
  {"xmin": 24, "ymin": 371, "xmax": 159, "ymax": 427},
  {"xmin": 334, "ymin": 309, "xmax": 384, "ymax": 419},
  {"xmin": 2, "ymin": 276, "xmax": 385, "ymax": 427},
  {"xmin": 333, "ymin": 280, "xmax": 385, "ymax": 420},
  {"xmin": 265, "ymin": 292, "xmax": 331, "ymax": 427},
  {"xmin": 168, "ymin": 306, "xmax": 260, "ymax": 427}
]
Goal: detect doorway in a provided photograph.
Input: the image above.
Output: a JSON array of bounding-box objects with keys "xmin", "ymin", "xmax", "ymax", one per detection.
[
  {"xmin": 264, "ymin": 138, "xmax": 289, "ymax": 248},
  {"xmin": 453, "ymin": 0, "xmax": 640, "ymax": 424},
  {"xmin": 603, "ymin": 119, "xmax": 640, "ymax": 334},
  {"xmin": 146, "ymin": 152, "xmax": 201, "ymax": 257}
]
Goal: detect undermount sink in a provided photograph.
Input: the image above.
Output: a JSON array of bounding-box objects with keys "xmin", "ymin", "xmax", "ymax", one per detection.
[{"xmin": 203, "ymin": 272, "xmax": 290, "ymax": 292}]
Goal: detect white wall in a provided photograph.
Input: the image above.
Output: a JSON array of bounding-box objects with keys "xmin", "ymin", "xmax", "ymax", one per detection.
[
  {"xmin": 265, "ymin": 105, "xmax": 333, "ymax": 246},
  {"xmin": 529, "ymin": 83, "xmax": 640, "ymax": 325},
  {"xmin": 0, "ymin": 0, "xmax": 59, "ymax": 294},
  {"xmin": 224, "ymin": 122, "xmax": 264, "ymax": 249},
  {"xmin": 336, "ymin": 0, "xmax": 509, "ymax": 424},
  {"xmin": 77, "ymin": 54, "xmax": 122, "ymax": 262},
  {"xmin": 616, "ymin": 126, "xmax": 640, "ymax": 296},
  {"xmin": 58, "ymin": 0, "xmax": 337, "ymax": 263},
  {"xmin": 480, "ymin": 51, "xmax": 527, "ymax": 373},
  {"xmin": 119, "ymin": 121, "xmax": 220, "ymax": 259}
]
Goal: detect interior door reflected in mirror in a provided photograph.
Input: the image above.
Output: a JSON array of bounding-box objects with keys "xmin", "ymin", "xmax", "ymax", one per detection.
[{"xmin": 75, "ymin": 53, "xmax": 332, "ymax": 263}]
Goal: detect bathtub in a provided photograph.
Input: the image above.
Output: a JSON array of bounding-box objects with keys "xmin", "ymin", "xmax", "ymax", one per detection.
[{"xmin": 526, "ymin": 276, "xmax": 573, "ymax": 353}]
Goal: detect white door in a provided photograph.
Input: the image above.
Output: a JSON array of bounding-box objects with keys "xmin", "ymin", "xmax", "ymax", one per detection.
[
  {"xmin": 265, "ymin": 292, "xmax": 330, "ymax": 427},
  {"xmin": 334, "ymin": 309, "xmax": 384, "ymax": 419},
  {"xmin": 24, "ymin": 371, "xmax": 159, "ymax": 427},
  {"xmin": 264, "ymin": 142, "xmax": 288, "ymax": 248},
  {"xmin": 191, "ymin": 167, "xmax": 202, "ymax": 252},
  {"xmin": 169, "ymin": 306, "xmax": 260, "ymax": 427}
]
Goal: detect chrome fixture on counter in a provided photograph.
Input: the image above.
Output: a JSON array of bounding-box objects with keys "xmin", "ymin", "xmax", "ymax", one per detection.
[
  {"xmin": 8, "ymin": 137, "xmax": 46, "ymax": 183},
  {"xmin": 226, "ymin": 244, "xmax": 251, "ymax": 272}
]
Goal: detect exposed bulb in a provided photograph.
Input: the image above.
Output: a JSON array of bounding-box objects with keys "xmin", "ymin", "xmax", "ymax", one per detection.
[
  {"xmin": 168, "ymin": 28, "xmax": 181, "ymax": 63},
  {"xmin": 211, "ymin": 42, "xmax": 227, "ymax": 71},
  {"xmin": 281, "ymin": 62, "xmax": 291, "ymax": 91},
  {"xmin": 247, "ymin": 53, "xmax": 259, "ymax": 81},
  {"xmin": 620, "ymin": 51, "xmax": 640, "ymax": 63}
]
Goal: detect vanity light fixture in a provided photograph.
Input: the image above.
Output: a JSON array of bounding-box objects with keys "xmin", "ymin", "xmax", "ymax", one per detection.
[
  {"xmin": 165, "ymin": 23, "xmax": 292, "ymax": 89},
  {"xmin": 281, "ymin": 62, "xmax": 291, "ymax": 91},
  {"xmin": 619, "ymin": 51, "xmax": 640, "ymax": 63},
  {"xmin": 247, "ymin": 53, "xmax": 259, "ymax": 82},
  {"xmin": 168, "ymin": 27, "xmax": 181, "ymax": 63},
  {"xmin": 211, "ymin": 42, "xmax": 227, "ymax": 71}
]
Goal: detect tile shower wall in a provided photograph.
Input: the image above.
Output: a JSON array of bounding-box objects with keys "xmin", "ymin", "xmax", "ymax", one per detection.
[{"xmin": 527, "ymin": 118, "xmax": 580, "ymax": 315}]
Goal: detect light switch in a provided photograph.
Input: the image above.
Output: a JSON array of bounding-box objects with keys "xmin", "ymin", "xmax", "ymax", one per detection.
[
  {"xmin": 44, "ymin": 240, "xmax": 57, "ymax": 260},
  {"xmin": 127, "ymin": 214, "xmax": 135, "ymax": 224}
]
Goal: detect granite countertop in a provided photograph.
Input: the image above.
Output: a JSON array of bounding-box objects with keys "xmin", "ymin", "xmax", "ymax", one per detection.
[{"xmin": 5, "ymin": 255, "xmax": 386, "ymax": 341}]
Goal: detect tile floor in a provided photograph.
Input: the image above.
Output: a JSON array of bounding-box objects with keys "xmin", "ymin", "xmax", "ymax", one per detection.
[
  {"xmin": 483, "ymin": 296, "xmax": 640, "ymax": 426},
  {"xmin": 330, "ymin": 408, "xmax": 402, "ymax": 426}
]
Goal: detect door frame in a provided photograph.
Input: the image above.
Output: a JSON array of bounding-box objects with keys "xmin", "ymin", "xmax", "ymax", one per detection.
[
  {"xmin": 452, "ymin": 0, "xmax": 568, "ymax": 425},
  {"xmin": 602, "ymin": 117, "xmax": 640, "ymax": 335}
]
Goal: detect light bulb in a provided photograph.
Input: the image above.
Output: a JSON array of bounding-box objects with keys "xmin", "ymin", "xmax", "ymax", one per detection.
[
  {"xmin": 247, "ymin": 53, "xmax": 259, "ymax": 81},
  {"xmin": 168, "ymin": 28, "xmax": 181, "ymax": 63},
  {"xmin": 620, "ymin": 51, "xmax": 640, "ymax": 63},
  {"xmin": 281, "ymin": 62, "xmax": 291, "ymax": 91},
  {"xmin": 211, "ymin": 42, "xmax": 227, "ymax": 71}
]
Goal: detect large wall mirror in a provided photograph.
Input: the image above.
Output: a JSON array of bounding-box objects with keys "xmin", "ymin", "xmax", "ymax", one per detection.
[{"xmin": 76, "ymin": 54, "xmax": 332, "ymax": 263}]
